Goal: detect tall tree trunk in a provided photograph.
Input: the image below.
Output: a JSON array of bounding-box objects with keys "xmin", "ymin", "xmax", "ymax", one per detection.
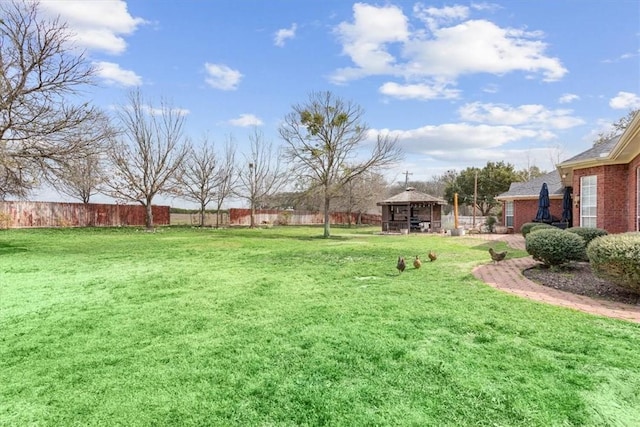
[
  {"xmin": 145, "ymin": 202, "xmax": 154, "ymax": 230},
  {"xmin": 323, "ymin": 195, "xmax": 331, "ymax": 238},
  {"xmin": 199, "ymin": 203, "xmax": 206, "ymax": 227},
  {"xmin": 250, "ymin": 200, "xmax": 255, "ymax": 228}
]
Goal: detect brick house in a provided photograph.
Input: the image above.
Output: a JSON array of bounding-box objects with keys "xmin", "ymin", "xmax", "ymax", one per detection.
[
  {"xmin": 495, "ymin": 171, "xmax": 565, "ymax": 233},
  {"xmin": 497, "ymin": 112, "xmax": 640, "ymax": 234}
]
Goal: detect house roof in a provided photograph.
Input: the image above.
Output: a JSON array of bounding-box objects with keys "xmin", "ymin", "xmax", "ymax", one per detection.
[
  {"xmin": 495, "ymin": 170, "xmax": 564, "ymax": 200},
  {"xmin": 559, "ymin": 135, "xmax": 621, "ymax": 164},
  {"xmin": 557, "ymin": 111, "xmax": 640, "ymax": 186},
  {"xmin": 377, "ymin": 187, "xmax": 447, "ymax": 205}
]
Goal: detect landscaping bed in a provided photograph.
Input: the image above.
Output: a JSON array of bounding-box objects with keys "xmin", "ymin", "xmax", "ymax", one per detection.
[{"xmin": 524, "ymin": 262, "xmax": 640, "ymax": 305}]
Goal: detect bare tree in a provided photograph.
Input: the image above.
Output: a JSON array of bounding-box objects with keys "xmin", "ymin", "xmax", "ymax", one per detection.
[
  {"xmin": 237, "ymin": 129, "xmax": 288, "ymax": 228},
  {"xmin": 50, "ymin": 112, "xmax": 115, "ymax": 203},
  {"xmin": 594, "ymin": 109, "xmax": 639, "ymax": 145},
  {"xmin": 174, "ymin": 135, "xmax": 238, "ymax": 227},
  {"xmin": 279, "ymin": 91, "xmax": 403, "ymax": 237},
  {"xmin": 0, "ymin": 0, "xmax": 101, "ymax": 198},
  {"xmin": 175, "ymin": 136, "xmax": 218, "ymax": 227},
  {"xmin": 106, "ymin": 89, "xmax": 189, "ymax": 229},
  {"xmin": 212, "ymin": 137, "xmax": 238, "ymax": 228},
  {"xmin": 336, "ymin": 171, "xmax": 387, "ymax": 226}
]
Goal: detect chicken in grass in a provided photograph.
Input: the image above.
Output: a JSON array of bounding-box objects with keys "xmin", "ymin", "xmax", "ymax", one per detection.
[
  {"xmin": 489, "ymin": 247, "xmax": 507, "ymax": 264},
  {"xmin": 397, "ymin": 256, "xmax": 406, "ymax": 273},
  {"xmin": 413, "ymin": 255, "xmax": 422, "ymax": 269},
  {"xmin": 428, "ymin": 251, "xmax": 437, "ymax": 262}
]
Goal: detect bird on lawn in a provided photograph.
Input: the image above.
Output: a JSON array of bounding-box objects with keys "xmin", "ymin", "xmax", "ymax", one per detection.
[
  {"xmin": 397, "ymin": 256, "xmax": 406, "ymax": 273},
  {"xmin": 428, "ymin": 251, "xmax": 437, "ymax": 262},
  {"xmin": 413, "ymin": 255, "xmax": 422, "ymax": 269},
  {"xmin": 489, "ymin": 247, "xmax": 507, "ymax": 264}
]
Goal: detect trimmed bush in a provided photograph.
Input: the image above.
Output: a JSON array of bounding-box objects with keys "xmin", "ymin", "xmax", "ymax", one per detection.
[
  {"xmin": 567, "ymin": 227, "xmax": 608, "ymax": 247},
  {"xmin": 529, "ymin": 223, "xmax": 554, "ymax": 234},
  {"xmin": 525, "ymin": 228, "xmax": 585, "ymax": 267},
  {"xmin": 587, "ymin": 233, "xmax": 640, "ymax": 293},
  {"xmin": 521, "ymin": 222, "xmax": 541, "ymax": 237}
]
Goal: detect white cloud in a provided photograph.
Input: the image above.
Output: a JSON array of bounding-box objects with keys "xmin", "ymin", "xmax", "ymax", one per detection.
[
  {"xmin": 458, "ymin": 102, "xmax": 584, "ymax": 129},
  {"xmin": 379, "ymin": 82, "xmax": 460, "ymax": 100},
  {"xmin": 371, "ymin": 123, "xmax": 538, "ymax": 153},
  {"xmin": 371, "ymin": 122, "xmax": 559, "ymax": 173},
  {"xmin": 558, "ymin": 93, "xmax": 579, "ymax": 104},
  {"xmin": 413, "ymin": 4, "xmax": 469, "ymax": 31},
  {"xmin": 228, "ymin": 114, "xmax": 264, "ymax": 127},
  {"xmin": 94, "ymin": 61, "xmax": 142, "ymax": 86},
  {"xmin": 39, "ymin": 0, "xmax": 146, "ymax": 55},
  {"xmin": 332, "ymin": 3, "xmax": 409, "ymax": 82},
  {"xmin": 204, "ymin": 63, "xmax": 243, "ymax": 90},
  {"xmin": 274, "ymin": 24, "xmax": 297, "ymax": 47},
  {"xmin": 331, "ymin": 4, "xmax": 567, "ymax": 87},
  {"xmin": 609, "ymin": 91, "xmax": 640, "ymax": 109}
]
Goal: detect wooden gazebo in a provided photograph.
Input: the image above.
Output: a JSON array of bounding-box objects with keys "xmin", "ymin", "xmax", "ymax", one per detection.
[{"xmin": 377, "ymin": 187, "xmax": 446, "ymax": 233}]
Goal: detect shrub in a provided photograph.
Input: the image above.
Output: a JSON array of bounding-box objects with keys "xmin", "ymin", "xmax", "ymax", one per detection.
[
  {"xmin": 566, "ymin": 227, "xmax": 608, "ymax": 261},
  {"xmin": 484, "ymin": 216, "xmax": 497, "ymax": 233},
  {"xmin": 525, "ymin": 228, "xmax": 586, "ymax": 267},
  {"xmin": 567, "ymin": 227, "xmax": 608, "ymax": 247},
  {"xmin": 587, "ymin": 233, "xmax": 640, "ymax": 293},
  {"xmin": 521, "ymin": 222, "xmax": 541, "ymax": 237},
  {"xmin": 529, "ymin": 223, "xmax": 554, "ymax": 234}
]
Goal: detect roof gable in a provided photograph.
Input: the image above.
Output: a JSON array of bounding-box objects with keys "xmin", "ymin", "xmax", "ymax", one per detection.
[
  {"xmin": 496, "ymin": 171, "xmax": 564, "ymax": 200},
  {"xmin": 559, "ymin": 111, "xmax": 640, "ymax": 168},
  {"xmin": 377, "ymin": 187, "xmax": 446, "ymax": 205}
]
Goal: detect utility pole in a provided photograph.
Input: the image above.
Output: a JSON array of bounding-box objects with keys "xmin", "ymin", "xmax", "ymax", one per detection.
[
  {"xmin": 473, "ymin": 170, "xmax": 478, "ymax": 229},
  {"xmin": 404, "ymin": 170, "xmax": 413, "ymax": 189}
]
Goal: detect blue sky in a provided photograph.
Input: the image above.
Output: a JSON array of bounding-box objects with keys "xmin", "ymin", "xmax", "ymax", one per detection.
[{"xmin": 35, "ymin": 0, "xmax": 639, "ymax": 205}]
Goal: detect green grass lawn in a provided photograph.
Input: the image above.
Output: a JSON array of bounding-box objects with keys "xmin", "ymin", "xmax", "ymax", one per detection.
[{"xmin": 1, "ymin": 226, "xmax": 639, "ymax": 426}]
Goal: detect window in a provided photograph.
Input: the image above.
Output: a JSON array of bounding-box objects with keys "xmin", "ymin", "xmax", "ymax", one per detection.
[
  {"xmin": 505, "ymin": 201, "xmax": 514, "ymax": 227},
  {"xmin": 580, "ymin": 175, "xmax": 597, "ymax": 228}
]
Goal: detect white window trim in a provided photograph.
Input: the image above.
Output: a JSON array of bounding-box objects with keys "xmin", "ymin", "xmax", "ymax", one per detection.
[
  {"xmin": 580, "ymin": 175, "xmax": 597, "ymax": 228},
  {"xmin": 505, "ymin": 201, "xmax": 514, "ymax": 227},
  {"xmin": 637, "ymin": 167, "xmax": 640, "ymax": 231}
]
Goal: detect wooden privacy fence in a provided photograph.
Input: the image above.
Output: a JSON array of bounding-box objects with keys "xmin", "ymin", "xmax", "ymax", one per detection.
[
  {"xmin": 229, "ymin": 208, "xmax": 381, "ymax": 226},
  {"xmin": 0, "ymin": 201, "xmax": 170, "ymax": 229},
  {"xmin": 170, "ymin": 212, "xmax": 230, "ymax": 227}
]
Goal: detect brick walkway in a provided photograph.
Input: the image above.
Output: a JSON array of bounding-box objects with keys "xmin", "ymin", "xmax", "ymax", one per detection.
[{"xmin": 469, "ymin": 233, "xmax": 640, "ymax": 323}]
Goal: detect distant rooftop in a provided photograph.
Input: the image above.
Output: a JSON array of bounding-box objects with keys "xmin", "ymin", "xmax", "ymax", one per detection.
[
  {"xmin": 496, "ymin": 171, "xmax": 564, "ymax": 200},
  {"xmin": 377, "ymin": 187, "xmax": 447, "ymax": 205}
]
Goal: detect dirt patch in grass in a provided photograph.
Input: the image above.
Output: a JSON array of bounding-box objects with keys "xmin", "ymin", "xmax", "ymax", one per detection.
[{"xmin": 523, "ymin": 262, "xmax": 640, "ymax": 306}]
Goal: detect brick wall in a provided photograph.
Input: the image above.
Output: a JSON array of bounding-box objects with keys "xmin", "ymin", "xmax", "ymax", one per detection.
[
  {"xmin": 628, "ymin": 154, "xmax": 640, "ymax": 231},
  {"xmin": 508, "ymin": 198, "xmax": 564, "ymax": 233},
  {"xmin": 573, "ymin": 164, "xmax": 630, "ymax": 233}
]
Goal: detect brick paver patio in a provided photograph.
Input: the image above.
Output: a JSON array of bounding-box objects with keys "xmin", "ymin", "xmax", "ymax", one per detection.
[{"xmin": 469, "ymin": 233, "xmax": 640, "ymax": 323}]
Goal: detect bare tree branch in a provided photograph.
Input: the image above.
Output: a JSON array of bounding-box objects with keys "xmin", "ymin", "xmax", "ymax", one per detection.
[
  {"xmin": 0, "ymin": 0, "xmax": 98, "ymax": 198},
  {"xmin": 236, "ymin": 128, "xmax": 288, "ymax": 228},
  {"xmin": 279, "ymin": 91, "xmax": 403, "ymax": 237},
  {"xmin": 105, "ymin": 89, "xmax": 189, "ymax": 229}
]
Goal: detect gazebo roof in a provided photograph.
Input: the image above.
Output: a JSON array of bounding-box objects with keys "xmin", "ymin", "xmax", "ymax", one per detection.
[{"xmin": 377, "ymin": 187, "xmax": 447, "ymax": 206}]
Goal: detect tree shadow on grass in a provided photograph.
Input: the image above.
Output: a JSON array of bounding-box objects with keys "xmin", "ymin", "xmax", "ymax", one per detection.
[{"xmin": 0, "ymin": 241, "xmax": 28, "ymax": 255}]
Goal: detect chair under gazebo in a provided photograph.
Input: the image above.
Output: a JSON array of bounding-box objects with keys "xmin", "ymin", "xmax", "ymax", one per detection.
[{"xmin": 377, "ymin": 187, "xmax": 446, "ymax": 233}]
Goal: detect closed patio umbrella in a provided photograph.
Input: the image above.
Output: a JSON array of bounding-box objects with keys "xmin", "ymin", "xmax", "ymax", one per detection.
[
  {"xmin": 534, "ymin": 182, "xmax": 552, "ymax": 223},
  {"xmin": 561, "ymin": 186, "xmax": 572, "ymax": 226}
]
